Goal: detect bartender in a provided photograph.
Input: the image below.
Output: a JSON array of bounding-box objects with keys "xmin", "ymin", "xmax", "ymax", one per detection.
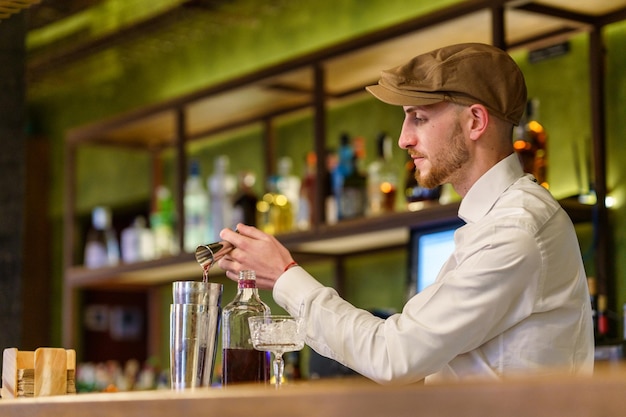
[{"xmin": 218, "ymin": 43, "xmax": 594, "ymax": 384}]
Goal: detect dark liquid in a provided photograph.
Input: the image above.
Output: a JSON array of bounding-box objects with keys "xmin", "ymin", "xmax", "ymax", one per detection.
[
  {"xmin": 382, "ymin": 187, "xmax": 397, "ymax": 212},
  {"xmin": 222, "ymin": 348, "xmax": 270, "ymax": 385},
  {"xmin": 202, "ymin": 264, "xmax": 211, "ymax": 282}
]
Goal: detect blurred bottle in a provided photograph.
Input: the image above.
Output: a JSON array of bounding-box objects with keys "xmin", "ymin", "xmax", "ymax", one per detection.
[
  {"xmin": 513, "ymin": 98, "xmax": 548, "ymax": 188},
  {"xmin": 84, "ymin": 206, "xmax": 120, "ymax": 268},
  {"xmin": 208, "ymin": 155, "xmax": 236, "ymax": 241},
  {"xmin": 232, "ymin": 171, "xmax": 259, "ymax": 227},
  {"xmin": 150, "ymin": 185, "xmax": 177, "ymax": 257},
  {"xmin": 257, "ymin": 176, "xmax": 293, "ymax": 235},
  {"xmin": 404, "ymin": 154, "xmax": 441, "ymax": 211},
  {"xmin": 324, "ymin": 148, "xmax": 339, "ymax": 225},
  {"xmin": 276, "ymin": 156, "xmax": 301, "ymax": 230},
  {"xmin": 120, "ymin": 216, "xmax": 155, "ymax": 263},
  {"xmin": 297, "ymin": 151, "xmax": 317, "ymax": 230},
  {"xmin": 184, "ymin": 159, "xmax": 210, "ymax": 253},
  {"xmin": 367, "ymin": 132, "xmax": 398, "ymax": 216},
  {"xmin": 221, "ymin": 270, "xmax": 271, "ymax": 386},
  {"xmin": 331, "ymin": 134, "xmax": 352, "ymax": 219},
  {"xmin": 336, "ymin": 133, "xmax": 366, "ymax": 220},
  {"xmin": 597, "ymin": 294, "xmax": 609, "ymax": 343},
  {"xmin": 352, "ymin": 136, "xmax": 367, "ymax": 176},
  {"xmin": 587, "ymin": 277, "xmax": 598, "ymax": 337}
]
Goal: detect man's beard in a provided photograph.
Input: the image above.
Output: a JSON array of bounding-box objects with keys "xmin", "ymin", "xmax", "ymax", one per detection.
[{"xmin": 416, "ymin": 122, "xmax": 469, "ymax": 189}]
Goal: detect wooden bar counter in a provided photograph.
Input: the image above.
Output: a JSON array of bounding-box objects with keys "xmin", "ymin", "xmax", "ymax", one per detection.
[{"xmin": 1, "ymin": 364, "xmax": 625, "ymax": 417}]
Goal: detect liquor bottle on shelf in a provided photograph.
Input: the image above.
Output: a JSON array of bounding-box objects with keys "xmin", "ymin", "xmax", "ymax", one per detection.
[
  {"xmin": 150, "ymin": 185, "xmax": 177, "ymax": 258},
  {"xmin": 336, "ymin": 133, "xmax": 354, "ymax": 183},
  {"xmin": 587, "ymin": 276, "xmax": 598, "ymax": 337},
  {"xmin": 403, "ymin": 154, "xmax": 441, "ymax": 211},
  {"xmin": 84, "ymin": 206, "xmax": 120, "ymax": 269},
  {"xmin": 336, "ymin": 133, "xmax": 367, "ymax": 220},
  {"xmin": 513, "ymin": 98, "xmax": 548, "ymax": 188},
  {"xmin": 367, "ymin": 132, "xmax": 398, "ymax": 216},
  {"xmin": 208, "ymin": 155, "xmax": 236, "ymax": 241},
  {"xmin": 276, "ymin": 156, "xmax": 301, "ymax": 230},
  {"xmin": 232, "ymin": 171, "xmax": 259, "ymax": 227},
  {"xmin": 324, "ymin": 148, "xmax": 339, "ymax": 225},
  {"xmin": 257, "ymin": 176, "xmax": 293, "ymax": 235},
  {"xmin": 297, "ymin": 151, "xmax": 317, "ymax": 230},
  {"xmin": 184, "ymin": 159, "xmax": 210, "ymax": 253},
  {"xmin": 352, "ymin": 135, "xmax": 367, "ymax": 175},
  {"xmin": 221, "ymin": 270, "xmax": 271, "ymax": 386},
  {"xmin": 120, "ymin": 216, "xmax": 155, "ymax": 263},
  {"xmin": 597, "ymin": 294, "xmax": 609, "ymax": 343},
  {"xmin": 331, "ymin": 134, "xmax": 351, "ymax": 220},
  {"xmin": 341, "ymin": 157, "xmax": 367, "ymax": 220}
]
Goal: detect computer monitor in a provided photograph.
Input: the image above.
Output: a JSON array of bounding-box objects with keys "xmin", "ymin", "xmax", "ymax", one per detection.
[{"xmin": 408, "ymin": 220, "xmax": 463, "ymax": 296}]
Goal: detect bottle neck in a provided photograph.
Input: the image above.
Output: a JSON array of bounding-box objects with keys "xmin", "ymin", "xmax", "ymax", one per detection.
[
  {"xmin": 238, "ymin": 278, "xmax": 257, "ymax": 290},
  {"xmin": 233, "ymin": 271, "xmax": 262, "ymax": 302}
]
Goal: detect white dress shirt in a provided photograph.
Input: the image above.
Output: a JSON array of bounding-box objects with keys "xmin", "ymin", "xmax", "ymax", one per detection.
[{"xmin": 273, "ymin": 153, "xmax": 594, "ymax": 384}]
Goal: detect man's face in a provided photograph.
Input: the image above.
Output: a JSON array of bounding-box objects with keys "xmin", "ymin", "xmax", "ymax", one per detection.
[{"xmin": 399, "ymin": 102, "xmax": 469, "ymax": 189}]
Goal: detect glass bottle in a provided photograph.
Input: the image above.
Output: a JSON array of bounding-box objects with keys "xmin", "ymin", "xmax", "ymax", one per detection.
[
  {"xmin": 150, "ymin": 185, "xmax": 177, "ymax": 258},
  {"xmin": 120, "ymin": 215, "xmax": 154, "ymax": 263},
  {"xmin": 340, "ymin": 153, "xmax": 367, "ymax": 219},
  {"xmin": 597, "ymin": 294, "xmax": 609, "ymax": 342},
  {"xmin": 297, "ymin": 151, "xmax": 317, "ymax": 231},
  {"xmin": 184, "ymin": 159, "xmax": 210, "ymax": 253},
  {"xmin": 232, "ymin": 171, "xmax": 259, "ymax": 227},
  {"xmin": 257, "ymin": 176, "xmax": 293, "ymax": 235},
  {"xmin": 336, "ymin": 133, "xmax": 366, "ymax": 220},
  {"xmin": 84, "ymin": 206, "xmax": 119, "ymax": 268},
  {"xmin": 587, "ymin": 276, "xmax": 598, "ymax": 337},
  {"xmin": 221, "ymin": 270, "xmax": 271, "ymax": 386},
  {"xmin": 513, "ymin": 98, "xmax": 548, "ymax": 188},
  {"xmin": 367, "ymin": 132, "xmax": 398, "ymax": 216},
  {"xmin": 208, "ymin": 155, "xmax": 237, "ymax": 241},
  {"xmin": 404, "ymin": 153, "xmax": 441, "ymax": 210},
  {"xmin": 276, "ymin": 156, "xmax": 301, "ymax": 230}
]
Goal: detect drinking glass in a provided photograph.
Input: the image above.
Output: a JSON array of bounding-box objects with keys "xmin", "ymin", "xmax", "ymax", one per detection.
[{"xmin": 248, "ymin": 315, "xmax": 305, "ymax": 388}]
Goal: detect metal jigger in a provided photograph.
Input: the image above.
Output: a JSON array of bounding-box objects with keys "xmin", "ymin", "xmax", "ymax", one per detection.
[{"xmin": 195, "ymin": 240, "xmax": 234, "ymax": 271}]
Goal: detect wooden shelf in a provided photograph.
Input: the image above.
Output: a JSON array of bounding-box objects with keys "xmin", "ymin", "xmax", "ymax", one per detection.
[
  {"xmin": 65, "ymin": 202, "xmax": 459, "ymax": 288},
  {"xmin": 64, "ymin": 198, "xmax": 593, "ymax": 289}
]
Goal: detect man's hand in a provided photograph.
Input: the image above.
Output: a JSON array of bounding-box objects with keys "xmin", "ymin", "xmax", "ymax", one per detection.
[{"xmin": 217, "ymin": 223, "xmax": 296, "ymax": 290}]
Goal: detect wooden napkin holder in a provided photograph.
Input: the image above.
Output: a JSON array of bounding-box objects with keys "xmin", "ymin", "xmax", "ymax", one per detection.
[{"xmin": 1, "ymin": 348, "xmax": 76, "ymax": 398}]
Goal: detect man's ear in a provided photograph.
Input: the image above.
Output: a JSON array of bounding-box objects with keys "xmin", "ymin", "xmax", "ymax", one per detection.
[{"xmin": 467, "ymin": 104, "xmax": 489, "ymax": 141}]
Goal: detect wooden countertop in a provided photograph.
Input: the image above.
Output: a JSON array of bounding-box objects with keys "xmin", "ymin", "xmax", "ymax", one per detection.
[{"xmin": 1, "ymin": 364, "xmax": 625, "ymax": 417}]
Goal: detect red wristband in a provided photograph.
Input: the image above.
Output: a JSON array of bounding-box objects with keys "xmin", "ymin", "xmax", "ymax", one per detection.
[{"xmin": 283, "ymin": 261, "xmax": 298, "ymax": 272}]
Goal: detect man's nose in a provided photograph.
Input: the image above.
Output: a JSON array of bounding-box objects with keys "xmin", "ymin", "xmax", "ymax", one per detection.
[{"xmin": 398, "ymin": 126, "xmax": 413, "ymax": 149}]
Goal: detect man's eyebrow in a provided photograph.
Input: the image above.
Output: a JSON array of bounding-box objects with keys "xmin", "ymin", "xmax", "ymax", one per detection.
[{"xmin": 404, "ymin": 106, "xmax": 426, "ymax": 114}]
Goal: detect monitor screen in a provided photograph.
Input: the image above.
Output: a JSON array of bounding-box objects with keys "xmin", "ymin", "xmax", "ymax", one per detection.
[{"xmin": 408, "ymin": 221, "xmax": 463, "ymax": 296}]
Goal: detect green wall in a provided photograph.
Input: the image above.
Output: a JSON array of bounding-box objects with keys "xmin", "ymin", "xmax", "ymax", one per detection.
[{"xmin": 28, "ymin": 1, "xmax": 626, "ymax": 357}]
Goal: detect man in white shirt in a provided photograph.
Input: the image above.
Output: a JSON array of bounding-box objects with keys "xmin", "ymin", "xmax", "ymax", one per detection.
[{"xmin": 218, "ymin": 43, "xmax": 594, "ymax": 384}]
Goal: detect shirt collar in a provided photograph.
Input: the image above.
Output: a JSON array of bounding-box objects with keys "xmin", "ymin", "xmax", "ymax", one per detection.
[{"xmin": 458, "ymin": 153, "xmax": 524, "ymax": 224}]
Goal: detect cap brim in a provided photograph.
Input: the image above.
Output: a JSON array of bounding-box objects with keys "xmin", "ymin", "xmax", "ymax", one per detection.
[{"xmin": 366, "ymin": 84, "xmax": 446, "ymax": 106}]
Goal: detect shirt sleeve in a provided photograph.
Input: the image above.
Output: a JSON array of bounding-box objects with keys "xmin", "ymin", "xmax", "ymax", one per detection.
[{"xmin": 273, "ymin": 223, "xmax": 542, "ymax": 385}]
